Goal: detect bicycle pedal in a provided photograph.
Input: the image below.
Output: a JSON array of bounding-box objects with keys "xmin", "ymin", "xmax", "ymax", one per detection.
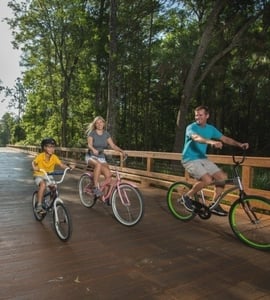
[
  {"xmin": 105, "ymin": 199, "xmax": 111, "ymax": 206},
  {"xmin": 192, "ymin": 201, "xmax": 203, "ymax": 210}
]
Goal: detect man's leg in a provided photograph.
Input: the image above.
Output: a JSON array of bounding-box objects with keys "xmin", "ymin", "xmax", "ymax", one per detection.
[
  {"xmin": 186, "ymin": 173, "xmax": 213, "ymax": 198},
  {"xmin": 210, "ymin": 170, "xmax": 228, "ymax": 216},
  {"xmin": 212, "ymin": 170, "xmax": 227, "ymax": 201}
]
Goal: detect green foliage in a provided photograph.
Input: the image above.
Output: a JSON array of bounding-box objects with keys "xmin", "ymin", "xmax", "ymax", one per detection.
[
  {"xmin": 1, "ymin": 0, "xmax": 269, "ymax": 155},
  {"xmin": 253, "ymin": 168, "xmax": 270, "ymax": 191}
]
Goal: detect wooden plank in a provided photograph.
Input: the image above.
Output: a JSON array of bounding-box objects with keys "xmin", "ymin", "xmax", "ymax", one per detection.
[{"xmin": 0, "ymin": 148, "xmax": 270, "ymax": 299}]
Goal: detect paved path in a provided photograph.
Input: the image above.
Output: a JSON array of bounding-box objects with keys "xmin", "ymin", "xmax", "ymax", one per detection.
[{"xmin": 0, "ymin": 147, "xmax": 269, "ymax": 300}]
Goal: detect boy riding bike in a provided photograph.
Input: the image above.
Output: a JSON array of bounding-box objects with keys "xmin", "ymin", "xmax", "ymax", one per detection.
[{"xmin": 32, "ymin": 138, "xmax": 73, "ymax": 214}]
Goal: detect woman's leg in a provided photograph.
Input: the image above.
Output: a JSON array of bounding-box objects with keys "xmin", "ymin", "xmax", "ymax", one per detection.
[
  {"xmin": 88, "ymin": 159, "xmax": 101, "ymax": 188},
  {"xmin": 99, "ymin": 164, "xmax": 112, "ymax": 194},
  {"xmin": 101, "ymin": 163, "xmax": 112, "ymax": 182}
]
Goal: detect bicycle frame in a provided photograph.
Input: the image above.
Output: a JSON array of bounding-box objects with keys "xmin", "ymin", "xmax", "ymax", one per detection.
[
  {"xmin": 85, "ymin": 165, "xmax": 137, "ymax": 204},
  {"xmin": 196, "ymin": 152, "xmax": 247, "ymax": 211},
  {"xmin": 192, "ymin": 150, "xmax": 265, "ymax": 225}
]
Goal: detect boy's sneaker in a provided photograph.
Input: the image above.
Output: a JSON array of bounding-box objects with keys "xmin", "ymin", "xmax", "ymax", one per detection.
[
  {"xmin": 210, "ymin": 204, "xmax": 228, "ymax": 216},
  {"xmin": 182, "ymin": 195, "xmax": 194, "ymax": 211},
  {"xmin": 93, "ymin": 187, "xmax": 103, "ymax": 198},
  {"xmin": 36, "ymin": 204, "xmax": 46, "ymax": 214}
]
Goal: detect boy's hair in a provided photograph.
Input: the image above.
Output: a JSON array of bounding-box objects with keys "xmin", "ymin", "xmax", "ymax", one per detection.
[{"xmin": 41, "ymin": 137, "xmax": 57, "ymax": 150}]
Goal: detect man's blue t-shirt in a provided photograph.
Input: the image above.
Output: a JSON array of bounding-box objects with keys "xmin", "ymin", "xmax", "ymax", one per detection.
[{"xmin": 182, "ymin": 122, "xmax": 223, "ymax": 163}]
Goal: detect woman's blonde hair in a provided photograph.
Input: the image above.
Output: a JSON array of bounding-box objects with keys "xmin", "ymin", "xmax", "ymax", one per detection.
[{"xmin": 85, "ymin": 116, "xmax": 106, "ymax": 135}]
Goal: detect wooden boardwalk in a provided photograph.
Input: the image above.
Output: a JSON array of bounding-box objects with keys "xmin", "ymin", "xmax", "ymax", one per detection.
[{"xmin": 0, "ymin": 147, "xmax": 269, "ymax": 300}]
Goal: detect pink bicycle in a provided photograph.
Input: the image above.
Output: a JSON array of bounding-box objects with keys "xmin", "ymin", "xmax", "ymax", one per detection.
[{"xmin": 78, "ymin": 156, "xmax": 144, "ymax": 226}]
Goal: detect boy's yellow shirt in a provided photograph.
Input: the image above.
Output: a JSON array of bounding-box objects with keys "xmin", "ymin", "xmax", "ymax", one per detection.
[{"xmin": 33, "ymin": 152, "xmax": 62, "ymax": 176}]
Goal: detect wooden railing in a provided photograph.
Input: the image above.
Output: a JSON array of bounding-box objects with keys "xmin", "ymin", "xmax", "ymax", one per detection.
[{"xmin": 8, "ymin": 145, "xmax": 270, "ymax": 199}]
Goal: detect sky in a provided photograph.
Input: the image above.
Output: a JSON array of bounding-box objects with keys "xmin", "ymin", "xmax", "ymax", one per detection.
[{"xmin": 0, "ymin": 0, "xmax": 22, "ymax": 118}]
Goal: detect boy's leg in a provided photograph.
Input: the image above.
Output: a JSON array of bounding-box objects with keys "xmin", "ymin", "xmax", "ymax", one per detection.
[{"xmin": 34, "ymin": 177, "xmax": 46, "ymax": 213}]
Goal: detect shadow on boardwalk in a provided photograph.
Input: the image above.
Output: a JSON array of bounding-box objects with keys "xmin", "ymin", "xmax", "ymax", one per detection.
[{"xmin": 0, "ymin": 147, "xmax": 269, "ymax": 300}]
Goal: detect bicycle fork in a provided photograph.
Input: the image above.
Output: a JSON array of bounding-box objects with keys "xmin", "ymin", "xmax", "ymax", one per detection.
[
  {"xmin": 237, "ymin": 186, "xmax": 260, "ymax": 225},
  {"xmin": 53, "ymin": 198, "xmax": 64, "ymax": 223},
  {"xmin": 240, "ymin": 199, "xmax": 260, "ymax": 224},
  {"xmin": 117, "ymin": 186, "xmax": 130, "ymax": 206}
]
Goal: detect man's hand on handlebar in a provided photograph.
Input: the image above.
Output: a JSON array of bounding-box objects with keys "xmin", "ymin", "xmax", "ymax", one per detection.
[{"xmin": 239, "ymin": 143, "xmax": 249, "ymax": 150}]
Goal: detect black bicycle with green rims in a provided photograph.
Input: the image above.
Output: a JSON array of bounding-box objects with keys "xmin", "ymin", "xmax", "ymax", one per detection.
[{"xmin": 167, "ymin": 151, "xmax": 270, "ymax": 251}]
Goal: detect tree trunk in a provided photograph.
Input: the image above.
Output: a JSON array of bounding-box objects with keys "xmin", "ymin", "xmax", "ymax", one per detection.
[{"xmin": 107, "ymin": 0, "xmax": 117, "ymax": 138}]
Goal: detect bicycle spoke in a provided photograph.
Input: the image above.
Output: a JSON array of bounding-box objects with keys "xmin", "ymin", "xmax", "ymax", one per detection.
[
  {"xmin": 53, "ymin": 202, "xmax": 72, "ymax": 241},
  {"xmin": 166, "ymin": 181, "xmax": 195, "ymax": 221},
  {"xmin": 229, "ymin": 196, "xmax": 270, "ymax": 250},
  {"xmin": 79, "ymin": 174, "xmax": 96, "ymax": 208},
  {"xmin": 111, "ymin": 184, "xmax": 144, "ymax": 226}
]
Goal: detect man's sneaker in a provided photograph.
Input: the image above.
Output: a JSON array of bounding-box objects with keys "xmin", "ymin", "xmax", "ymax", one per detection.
[
  {"xmin": 210, "ymin": 204, "xmax": 228, "ymax": 216},
  {"xmin": 36, "ymin": 204, "xmax": 46, "ymax": 214},
  {"xmin": 182, "ymin": 195, "xmax": 194, "ymax": 212},
  {"xmin": 93, "ymin": 187, "xmax": 103, "ymax": 198}
]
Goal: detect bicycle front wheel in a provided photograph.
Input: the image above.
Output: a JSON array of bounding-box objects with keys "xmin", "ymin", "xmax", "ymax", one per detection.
[
  {"xmin": 229, "ymin": 195, "xmax": 270, "ymax": 250},
  {"xmin": 166, "ymin": 181, "xmax": 196, "ymax": 221},
  {"xmin": 111, "ymin": 184, "xmax": 144, "ymax": 226},
  {"xmin": 53, "ymin": 201, "xmax": 72, "ymax": 242},
  {"xmin": 78, "ymin": 173, "xmax": 96, "ymax": 208}
]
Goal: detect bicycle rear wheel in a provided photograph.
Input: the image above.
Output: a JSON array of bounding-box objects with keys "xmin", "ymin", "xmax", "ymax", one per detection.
[
  {"xmin": 53, "ymin": 201, "xmax": 72, "ymax": 241},
  {"xmin": 111, "ymin": 184, "xmax": 144, "ymax": 226},
  {"xmin": 166, "ymin": 181, "xmax": 196, "ymax": 221},
  {"xmin": 32, "ymin": 191, "xmax": 46, "ymax": 221},
  {"xmin": 229, "ymin": 195, "xmax": 270, "ymax": 250},
  {"xmin": 78, "ymin": 173, "xmax": 96, "ymax": 208}
]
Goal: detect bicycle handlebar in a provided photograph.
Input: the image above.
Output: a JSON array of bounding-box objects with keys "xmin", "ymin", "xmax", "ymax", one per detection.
[
  {"xmin": 99, "ymin": 150, "xmax": 128, "ymax": 159},
  {"xmin": 39, "ymin": 167, "xmax": 71, "ymax": 184},
  {"xmin": 232, "ymin": 148, "xmax": 247, "ymax": 165}
]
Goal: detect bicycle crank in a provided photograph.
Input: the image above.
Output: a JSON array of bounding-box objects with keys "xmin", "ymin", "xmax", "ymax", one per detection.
[{"xmin": 192, "ymin": 201, "xmax": 212, "ymax": 220}]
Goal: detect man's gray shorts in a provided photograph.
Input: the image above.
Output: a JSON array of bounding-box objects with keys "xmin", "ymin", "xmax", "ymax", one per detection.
[{"xmin": 182, "ymin": 159, "xmax": 221, "ymax": 180}]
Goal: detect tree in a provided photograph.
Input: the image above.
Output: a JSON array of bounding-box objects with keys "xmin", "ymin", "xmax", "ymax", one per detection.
[
  {"xmin": 106, "ymin": 0, "xmax": 117, "ymax": 137},
  {"xmin": 173, "ymin": 0, "xmax": 268, "ymax": 152},
  {"xmin": 8, "ymin": 0, "xmax": 90, "ymax": 146},
  {"xmin": 4, "ymin": 78, "xmax": 26, "ymax": 119}
]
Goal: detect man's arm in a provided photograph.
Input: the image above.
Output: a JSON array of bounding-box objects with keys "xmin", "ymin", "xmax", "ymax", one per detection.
[
  {"xmin": 220, "ymin": 135, "xmax": 249, "ymax": 149},
  {"xmin": 191, "ymin": 133, "xmax": 223, "ymax": 149}
]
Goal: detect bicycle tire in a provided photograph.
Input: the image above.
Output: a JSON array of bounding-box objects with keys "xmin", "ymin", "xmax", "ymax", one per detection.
[
  {"xmin": 78, "ymin": 173, "xmax": 96, "ymax": 208},
  {"xmin": 53, "ymin": 201, "xmax": 72, "ymax": 241},
  {"xmin": 111, "ymin": 183, "xmax": 144, "ymax": 226},
  {"xmin": 166, "ymin": 181, "xmax": 196, "ymax": 221},
  {"xmin": 32, "ymin": 191, "xmax": 46, "ymax": 221},
  {"xmin": 229, "ymin": 195, "xmax": 270, "ymax": 250}
]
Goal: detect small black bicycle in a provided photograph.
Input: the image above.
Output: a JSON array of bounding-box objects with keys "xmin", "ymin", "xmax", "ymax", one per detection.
[{"xmin": 32, "ymin": 167, "xmax": 72, "ymax": 241}]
